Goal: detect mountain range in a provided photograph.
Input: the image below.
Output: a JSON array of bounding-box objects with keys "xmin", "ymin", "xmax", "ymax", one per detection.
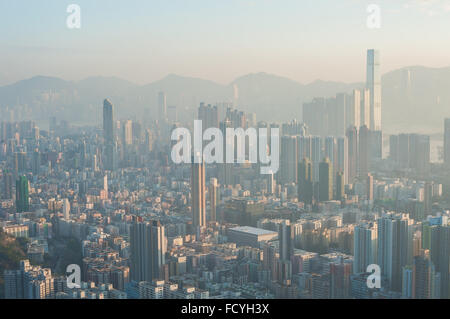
[{"xmin": 1, "ymin": 66, "xmax": 450, "ymax": 134}]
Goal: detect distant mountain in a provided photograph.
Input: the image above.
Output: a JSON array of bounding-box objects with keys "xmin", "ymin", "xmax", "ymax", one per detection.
[
  {"xmin": 77, "ymin": 76, "xmax": 137, "ymax": 96},
  {"xmin": 0, "ymin": 76, "xmax": 74, "ymax": 105},
  {"xmin": 1, "ymin": 66, "xmax": 450, "ymax": 133},
  {"xmin": 381, "ymin": 66, "xmax": 450, "ymax": 134},
  {"xmin": 137, "ymin": 74, "xmax": 232, "ymax": 112},
  {"xmin": 230, "ymin": 73, "xmax": 359, "ymax": 121}
]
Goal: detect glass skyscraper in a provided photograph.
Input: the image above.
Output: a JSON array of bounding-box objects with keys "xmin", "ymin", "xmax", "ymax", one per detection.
[{"xmin": 366, "ymin": 49, "xmax": 382, "ymax": 131}]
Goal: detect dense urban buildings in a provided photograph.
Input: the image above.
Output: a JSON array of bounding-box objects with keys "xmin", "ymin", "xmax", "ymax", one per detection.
[{"xmin": 1, "ymin": 48, "xmax": 449, "ymax": 302}]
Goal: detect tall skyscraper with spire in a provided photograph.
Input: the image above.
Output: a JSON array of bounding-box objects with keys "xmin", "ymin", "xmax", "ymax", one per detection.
[{"xmin": 367, "ymin": 49, "xmax": 382, "ymax": 131}]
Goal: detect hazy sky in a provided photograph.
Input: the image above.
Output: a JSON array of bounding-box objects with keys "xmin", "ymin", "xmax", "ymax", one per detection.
[{"xmin": 1, "ymin": 0, "xmax": 449, "ymax": 86}]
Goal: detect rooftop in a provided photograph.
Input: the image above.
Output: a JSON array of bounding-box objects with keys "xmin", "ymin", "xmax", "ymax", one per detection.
[{"xmin": 229, "ymin": 226, "xmax": 277, "ymax": 236}]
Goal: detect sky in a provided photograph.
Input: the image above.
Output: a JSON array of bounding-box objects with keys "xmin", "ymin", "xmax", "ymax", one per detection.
[{"xmin": 0, "ymin": 0, "xmax": 450, "ymax": 86}]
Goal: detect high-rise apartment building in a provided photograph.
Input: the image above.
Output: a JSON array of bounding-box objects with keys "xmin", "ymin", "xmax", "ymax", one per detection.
[
  {"xmin": 191, "ymin": 161, "xmax": 206, "ymax": 228},
  {"xmin": 353, "ymin": 222, "xmax": 378, "ymax": 274},
  {"xmin": 444, "ymin": 119, "xmax": 450, "ymax": 166},
  {"xmin": 198, "ymin": 103, "xmax": 219, "ymax": 132},
  {"xmin": 336, "ymin": 137, "xmax": 348, "ymax": 185},
  {"xmin": 377, "ymin": 213, "xmax": 413, "ymax": 292},
  {"xmin": 412, "ymin": 249, "xmax": 440, "ymax": 299},
  {"xmin": 330, "ymin": 259, "xmax": 352, "ymax": 298},
  {"xmin": 358, "ymin": 125, "xmax": 371, "ymax": 178},
  {"xmin": 346, "ymin": 126, "xmax": 358, "ymax": 184},
  {"xmin": 279, "ymin": 135, "xmax": 298, "ymax": 185},
  {"xmin": 2, "ymin": 171, "xmax": 13, "ymax": 199},
  {"xmin": 359, "ymin": 88, "xmax": 371, "ymax": 129},
  {"xmin": 335, "ymin": 171, "xmax": 345, "ymax": 201},
  {"xmin": 16, "ymin": 175, "xmax": 29, "ymax": 213},
  {"xmin": 319, "ymin": 158, "xmax": 333, "ymax": 202},
  {"xmin": 130, "ymin": 220, "xmax": 167, "ymax": 282},
  {"xmin": 346, "ymin": 89, "xmax": 361, "ymax": 130},
  {"xmin": 298, "ymin": 158, "xmax": 314, "ymax": 205},
  {"xmin": 122, "ymin": 120, "xmax": 133, "ymax": 146}
]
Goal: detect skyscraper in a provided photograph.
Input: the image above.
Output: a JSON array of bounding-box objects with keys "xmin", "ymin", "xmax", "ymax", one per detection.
[
  {"xmin": 390, "ymin": 133, "xmax": 430, "ymax": 173},
  {"xmin": 377, "ymin": 213, "xmax": 413, "ymax": 292},
  {"xmin": 280, "ymin": 135, "xmax": 298, "ymax": 184},
  {"xmin": 358, "ymin": 125, "xmax": 371, "ymax": 178},
  {"xmin": 311, "ymin": 136, "xmax": 322, "ymax": 182},
  {"xmin": 198, "ymin": 103, "xmax": 219, "ymax": 133},
  {"xmin": 346, "ymin": 89, "xmax": 361, "ymax": 130},
  {"xmin": 324, "ymin": 137, "xmax": 337, "ymax": 175},
  {"xmin": 319, "ymin": 158, "xmax": 333, "ymax": 202},
  {"xmin": 16, "ymin": 175, "xmax": 29, "ymax": 213},
  {"xmin": 346, "ymin": 126, "xmax": 358, "ymax": 184},
  {"xmin": 130, "ymin": 220, "xmax": 167, "ymax": 282},
  {"xmin": 370, "ymin": 130, "xmax": 383, "ymax": 161},
  {"xmin": 424, "ymin": 182, "xmax": 433, "ymax": 215},
  {"xmin": 297, "ymin": 135, "xmax": 312, "ymax": 161},
  {"xmin": 336, "ymin": 137, "xmax": 348, "ymax": 185},
  {"xmin": 279, "ymin": 220, "xmax": 294, "ymax": 261},
  {"xmin": 334, "ymin": 94, "xmax": 347, "ymax": 136},
  {"xmin": 62, "ymin": 198, "xmax": 70, "ymax": 220},
  {"xmin": 32, "ymin": 150, "xmax": 40, "ymax": 175},
  {"xmin": 335, "ymin": 171, "xmax": 345, "ymax": 201},
  {"xmin": 359, "ymin": 88, "xmax": 371, "ymax": 129},
  {"xmin": 298, "ymin": 158, "xmax": 313, "ymax": 205},
  {"xmin": 367, "ymin": 49, "xmax": 382, "ymax": 131},
  {"xmin": 103, "ymin": 99, "xmax": 114, "ymax": 144},
  {"xmin": 219, "ymin": 119, "xmax": 234, "ymax": 186},
  {"xmin": 2, "ymin": 172, "xmax": 13, "ymax": 199},
  {"xmin": 412, "ymin": 249, "xmax": 439, "ymax": 299},
  {"xmin": 330, "ymin": 259, "xmax": 352, "ymax": 299},
  {"xmin": 353, "ymin": 222, "xmax": 377, "ymax": 274},
  {"xmin": 444, "ymin": 119, "xmax": 450, "ymax": 167},
  {"xmin": 278, "ymin": 220, "xmax": 294, "ymax": 285},
  {"xmin": 428, "ymin": 225, "xmax": 450, "ymax": 298},
  {"xmin": 389, "ymin": 134, "xmax": 399, "ymax": 163},
  {"xmin": 191, "ymin": 161, "xmax": 206, "ymax": 228},
  {"xmin": 209, "ymin": 178, "xmax": 218, "ymax": 222},
  {"xmin": 122, "ymin": 120, "xmax": 133, "ymax": 146},
  {"xmin": 366, "ymin": 173, "xmax": 374, "ymax": 202},
  {"xmin": 103, "ymin": 99, "xmax": 115, "ymax": 171}
]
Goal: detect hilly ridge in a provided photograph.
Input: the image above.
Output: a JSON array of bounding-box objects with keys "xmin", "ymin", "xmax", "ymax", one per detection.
[{"xmin": 0, "ymin": 66, "xmax": 449, "ymax": 134}]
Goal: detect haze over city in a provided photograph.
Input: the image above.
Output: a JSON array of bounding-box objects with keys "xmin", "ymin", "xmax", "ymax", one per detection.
[
  {"xmin": 1, "ymin": 0, "xmax": 450, "ymax": 85},
  {"xmin": 0, "ymin": 0, "xmax": 450, "ymax": 306}
]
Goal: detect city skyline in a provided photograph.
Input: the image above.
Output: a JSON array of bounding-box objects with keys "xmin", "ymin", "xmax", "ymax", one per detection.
[{"xmin": 1, "ymin": 0, "xmax": 450, "ymax": 305}]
